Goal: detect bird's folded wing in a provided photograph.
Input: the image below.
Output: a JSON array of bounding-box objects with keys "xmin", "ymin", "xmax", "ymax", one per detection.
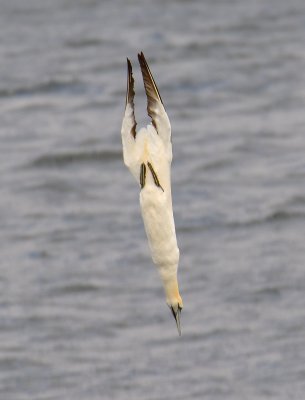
[{"xmin": 138, "ymin": 52, "xmax": 171, "ymax": 145}]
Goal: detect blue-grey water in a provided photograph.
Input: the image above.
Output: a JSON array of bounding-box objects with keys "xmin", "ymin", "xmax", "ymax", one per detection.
[{"xmin": 1, "ymin": 0, "xmax": 305, "ymax": 399}]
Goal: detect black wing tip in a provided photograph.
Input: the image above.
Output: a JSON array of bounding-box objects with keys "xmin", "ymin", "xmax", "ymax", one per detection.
[
  {"xmin": 137, "ymin": 51, "xmax": 145, "ymax": 61},
  {"xmin": 126, "ymin": 58, "xmax": 133, "ymax": 79},
  {"xmin": 137, "ymin": 51, "xmax": 149, "ymax": 71}
]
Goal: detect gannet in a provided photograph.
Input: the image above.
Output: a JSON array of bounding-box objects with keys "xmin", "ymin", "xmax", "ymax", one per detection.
[{"xmin": 121, "ymin": 52, "xmax": 183, "ymax": 335}]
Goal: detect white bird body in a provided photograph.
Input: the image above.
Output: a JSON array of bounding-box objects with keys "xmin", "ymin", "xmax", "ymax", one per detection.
[{"xmin": 121, "ymin": 53, "xmax": 183, "ymax": 334}]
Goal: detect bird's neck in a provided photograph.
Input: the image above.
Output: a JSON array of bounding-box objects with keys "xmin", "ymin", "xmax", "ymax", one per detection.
[{"xmin": 159, "ymin": 269, "xmax": 182, "ymax": 307}]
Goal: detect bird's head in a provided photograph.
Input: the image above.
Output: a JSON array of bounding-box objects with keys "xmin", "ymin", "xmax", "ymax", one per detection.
[
  {"xmin": 160, "ymin": 271, "xmax": 183, "ymax": 336},
  {"xmin": 169, "ymin": 301, "xmax": 183, "ymax": 336},
  {"xmin": 167, "ymin": 291, "xmax": 183, "ymax": 336}
]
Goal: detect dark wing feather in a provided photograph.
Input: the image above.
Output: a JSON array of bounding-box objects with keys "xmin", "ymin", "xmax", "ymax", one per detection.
[
  {"xmin": 138, "ymin": 52, "xmax": 164, "ymax": 132},
  {"xmin": 126, "ymin": 58, "xmax": 137, "ymax": 138}
]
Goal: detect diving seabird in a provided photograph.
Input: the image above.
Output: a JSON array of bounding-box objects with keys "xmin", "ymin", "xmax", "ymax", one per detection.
[{"xmin": 121, "ymin": 52, "xmax": 183, "ymax": 335}]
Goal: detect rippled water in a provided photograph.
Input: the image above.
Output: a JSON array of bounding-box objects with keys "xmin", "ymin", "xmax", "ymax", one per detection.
[{"xmin": 1, "ymin": 0, "xmax": 305, "ymax": 399}]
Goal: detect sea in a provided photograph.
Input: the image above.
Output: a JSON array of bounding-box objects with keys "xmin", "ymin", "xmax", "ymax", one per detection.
[{"xmin": 1, "ymin": 0, "xmax": 305, "ymax": 399}]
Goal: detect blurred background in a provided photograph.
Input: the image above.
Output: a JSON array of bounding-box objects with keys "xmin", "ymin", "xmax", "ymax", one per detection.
[{"xmin": 1, "ymin": 0, "xmax": 305, "ymax": 399}]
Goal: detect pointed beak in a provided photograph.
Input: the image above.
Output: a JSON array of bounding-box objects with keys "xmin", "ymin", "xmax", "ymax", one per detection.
[{"xmin": 170, "ymin": 305, "xmax": 182, "ymax": 336}]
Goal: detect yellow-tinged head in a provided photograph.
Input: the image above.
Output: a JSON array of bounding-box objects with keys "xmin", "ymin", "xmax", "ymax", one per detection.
[
  {"xmin": 170, "ymin": 302, "xmax": 183, "ymax": 336},
  {"xmin": 163, "ymin": 277, "xmax": 183, "ymax": 336}
]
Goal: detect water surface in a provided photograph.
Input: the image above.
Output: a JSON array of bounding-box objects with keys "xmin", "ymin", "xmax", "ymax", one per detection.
[{"xmin": 1, "ymin": 0, "xmax": 305, "ymax": 399}]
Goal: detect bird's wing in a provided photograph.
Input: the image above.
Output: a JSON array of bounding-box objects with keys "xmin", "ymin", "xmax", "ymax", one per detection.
[
  {"xmin": 138, "ymin": 52, "xmax": 171, "ymax": 146},
  {"xmin": 121, "ymin": 59, "xmax": 137, "ymax": 169},
  {"xmin": 125, "ymin": 58, "xmax": 136, "ymax": 138},
  {"xmin": 122, "ymin": 58, "xmax": 136, "ymax": 138}
]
